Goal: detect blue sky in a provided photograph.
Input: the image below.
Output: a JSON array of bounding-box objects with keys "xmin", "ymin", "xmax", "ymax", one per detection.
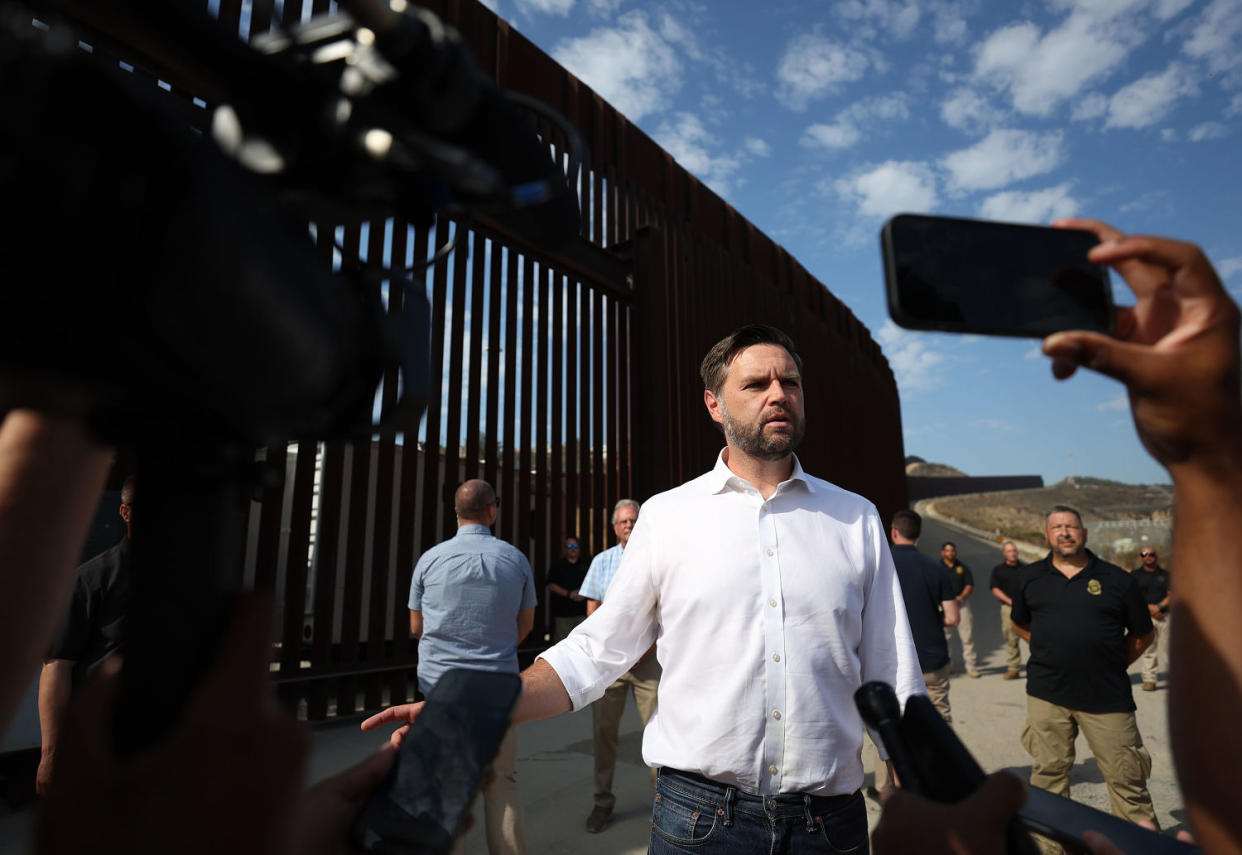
[{"xmin": 469, "ymin": 0, "xmax": 1242, "ymax": 486}]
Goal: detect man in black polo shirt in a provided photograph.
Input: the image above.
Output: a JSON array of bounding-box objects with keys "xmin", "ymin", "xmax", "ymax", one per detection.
[
  {"xmin": 1133, "ymin": 547, "xmax": 1171, "ymax": 692},
  {"xmin": 941, "ymin": 541, "xmax": 978, "ymax": 678},
  {"xmin": 1011, "ymin": 504, "xmax": 1156, "ymax": 829},
  {"xmin": 989, "ymin": 541, "xmax": 1025, "ymax": 680},
  {"xmin": 37, "ymin": 476, "xmax": 134, "ymax": 795}
]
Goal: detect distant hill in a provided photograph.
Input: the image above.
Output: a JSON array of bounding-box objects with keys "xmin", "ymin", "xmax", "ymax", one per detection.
[
  {"xmin": 927, "ymin": 478, "xmax": 1173, "ymax": 564},
  {"xmin": 906, "ymin": 461, "xmax": 967, "ymax": 477}
]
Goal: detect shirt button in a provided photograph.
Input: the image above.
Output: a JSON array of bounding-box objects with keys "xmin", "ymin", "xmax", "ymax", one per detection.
[
  {"xmin": 772, "ymin": 653, "xmax": 781, "ymax": 662},
  {"xmin": 765, "ymin": 548, "xmax": 774, "ymax": 557},
  {"xmin": 769, "ymin": 599, "xmax": 777, "ymax": 608},
  {"xmin": 772, "ymin": 710, "xmax": 781, "ymax": 720},
  {"xmin": 761, "ymin": 503, "xmax": 769, "ymax": 512},
  {"xmin": 769, "ymin": 764, "xmax": 778, "ymax": 774}
]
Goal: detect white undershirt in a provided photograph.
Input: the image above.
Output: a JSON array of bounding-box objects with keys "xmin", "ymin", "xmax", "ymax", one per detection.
[{"xmin": 538, "ymin": 451, "xmax": 924, "ymax": 796}]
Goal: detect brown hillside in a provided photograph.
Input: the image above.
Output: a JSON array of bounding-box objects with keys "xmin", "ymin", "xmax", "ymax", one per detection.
[{"xmin": 906, "ymin": 461, "xmax": 967, "ymax": 477}]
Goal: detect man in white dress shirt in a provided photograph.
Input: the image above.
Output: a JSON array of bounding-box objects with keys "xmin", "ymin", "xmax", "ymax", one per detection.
[{"xmin": 367, "ymin": 325, "xmax": 923, "ymax": 854}]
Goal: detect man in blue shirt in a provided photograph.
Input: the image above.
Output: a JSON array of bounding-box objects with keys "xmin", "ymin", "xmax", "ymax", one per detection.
[
  {"xmin": 408, "ymin": 479, "xmax": 537, "ymax": 855},
  {"xmin": 577, "ymin": 498, "xmax": 658, "ymax": 833}
]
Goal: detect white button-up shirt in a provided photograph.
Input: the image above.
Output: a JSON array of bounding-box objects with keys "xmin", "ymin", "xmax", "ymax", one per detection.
[{"xmin": 539, "ymin": 452, "xmax": 924, "ymax": 796}]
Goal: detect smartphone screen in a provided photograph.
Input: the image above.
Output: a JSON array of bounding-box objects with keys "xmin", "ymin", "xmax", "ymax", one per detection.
[
  {"xmin": 351, "ymin": 669, "xmax": 522, "ymax": 855},
  {"xmin": 881, "ymin": 213, "xmax": 1114, "ymax": 338}
]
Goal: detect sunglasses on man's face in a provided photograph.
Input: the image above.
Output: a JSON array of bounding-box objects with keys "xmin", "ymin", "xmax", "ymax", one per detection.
[
  {"xmin": 566, "ymin": 544, "xmax": 580, "ymax": 549},
  {"xmin": 1140, "ymin": 552, "xmax": 1156, "ymax": 558}
]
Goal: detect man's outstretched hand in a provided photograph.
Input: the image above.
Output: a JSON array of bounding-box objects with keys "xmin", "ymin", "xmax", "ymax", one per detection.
[
  {"xmin": 1044, "ymin": 219, "xmax": 1242, "ymax": 472},
  {"xmin": 360, "ymin": 702, "xmax": 426, "ymax": 749}
]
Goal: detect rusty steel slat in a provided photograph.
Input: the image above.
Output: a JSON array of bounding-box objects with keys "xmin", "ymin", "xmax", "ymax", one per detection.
[
  {"xmin": 482, "ymin": 241, "xmax": 502, "ymax": 489},
  {"xmin": 388, "ymin": 220, "xmax": 430, "ymax": 707},
  {"xmin": 248, "ymin": 0, "xmax": 275, "ymax": 37},
  {"xmin": 216, "ymin": 0, "xmax": 242, "ymax": 30},
  {"xmin": 614, "ymin": 298, "xmax": 630, "ymax": 500},
  {"xmin": 282, "ymin": 0, "xmax": 303, "ymax": 27},
  {"xmin": 499, "ymin": 246, "xmax": 519, "ymax": 546},
  {"xmin": 278, "ymin": 442, "xmax": 318, "ymax": 676},
  {"xmin": 591, "ymin": 288, "xmax": 605, "ymax": 534},
  {"xmin": 363, "ymin": 222, "xmax": 400, "ymax": 711},
  {"xmin": 563, "ymin": 278, "xmax": 580, "ymax": 550},
  {"xmin": 419, "ymin": 215, "xmax": 451, "ymax": 559},
  {"xmin": 336, "ymin": 436, "xmax": 373, "ymax": 717},
  {"xmin": 251, "ymin": 444, "xmax": 288, "ymax": 591},
  {"xmin": 531, "ymin": 265, "xmax": 550, "ymax": 628},
  {"xmin": 550, "ymin": 271, "xmax": 565, "ymax": 545},
  {"xmin": 310, "ymin": 0, "xmax": 333, "ymax": 12},
  {"xmin": 464, "ymin": 232, "xmax": 486, "ymax": 480},
  {"xmin": 308, "ymin": 441, "xmax": 344, "ymax": 720},
  {"xmin": 442, "ymin": 221, "xmax": 469, "ymax": 540},
  {"xmin": 516, "ymin": 254, "xmax": 535, "ymax": 557}
]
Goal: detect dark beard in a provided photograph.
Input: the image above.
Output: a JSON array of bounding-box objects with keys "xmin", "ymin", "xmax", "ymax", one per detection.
[{"xmin": 721, "ymin": 406, "xmax": 805, "ymax": 460}]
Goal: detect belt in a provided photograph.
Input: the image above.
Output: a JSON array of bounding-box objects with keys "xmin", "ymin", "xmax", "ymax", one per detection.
[{"xmin": 659, "ymin": 767, "xmax": 860, "ymax": 830}]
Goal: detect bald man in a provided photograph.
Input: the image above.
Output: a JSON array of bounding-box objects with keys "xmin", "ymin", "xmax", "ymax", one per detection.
[{"xmin": 408, "ymin": 479, "xmax": 537, "ymax": 855}]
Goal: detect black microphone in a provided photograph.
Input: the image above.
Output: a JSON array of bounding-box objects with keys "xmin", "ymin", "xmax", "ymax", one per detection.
[{"xmin": 854, "ymin": 681, "xmax": 926, "ymax": 794}]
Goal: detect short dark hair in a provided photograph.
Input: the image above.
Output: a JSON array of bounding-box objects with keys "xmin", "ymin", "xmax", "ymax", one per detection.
[
  {"xmin": 454, "ymin": 479, "xmax": 497, "ymax": 521},
  {"xmin": 1046, "ymin": 505, "xmax": 1084, "ymax": 527},
  {"xmin": 891, "ymin": 509, "xmax": 921, "ymax": 540},
  {"xmin": 700, "ymin": 325, "xmax": 803, "ymax": 396},
  {"xmin": 941, "ymin": 541, "xmax": 956, "ymax": 550}
]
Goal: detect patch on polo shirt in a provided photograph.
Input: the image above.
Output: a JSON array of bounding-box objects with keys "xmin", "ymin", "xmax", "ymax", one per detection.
[{"xmin": 1087, "ymin": 579, "xmax": 1102, "ymax": 596}]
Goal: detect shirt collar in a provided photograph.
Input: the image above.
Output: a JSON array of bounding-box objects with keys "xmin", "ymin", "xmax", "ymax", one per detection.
[
  {"xmin": 706, "ymin": 448, "xmax": 815, "ymax": 496},
  {"xmin": 456, "ymin": 524, "xmax": 492, "ymax": 537}
]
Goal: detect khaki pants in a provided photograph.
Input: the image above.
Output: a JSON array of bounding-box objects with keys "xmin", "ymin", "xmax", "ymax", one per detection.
[
  {"xmin": 451, "ymin": 726, "xmax": 528, "ymax": 855},
  {"xmin": 1000, "ymin": 603, "xmax": 1022, "ymax": 671},
  {"xmin": 944, "ymin": 599, "xmax": 976, "ymax": 671},
  {"xmin": 591, "ymin": 655, "xmax": 660, "ymax": 810},
  {"xmin": 552, "ymin": 615, "xmax": 587, "ymax": 643},
  {"xmin": 1140, "ymin": 615, "xmax": 1168, "ymax": 684},
  {"xmin": 874, "ymin": 665, "xmax": 951, "ymax": 791},
  {"xmin": 1022, "ymin": 695, "xmax": 1155, "ymax": 826}
]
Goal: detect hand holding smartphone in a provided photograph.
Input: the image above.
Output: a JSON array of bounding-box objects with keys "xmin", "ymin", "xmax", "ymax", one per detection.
[
  {"xmin": 351, "ymin": 669, "xmax": 522, "ymax": 855},
  {"xmin": 881, "ymin": 213, "xmax": 1115, "ymax": 338}
]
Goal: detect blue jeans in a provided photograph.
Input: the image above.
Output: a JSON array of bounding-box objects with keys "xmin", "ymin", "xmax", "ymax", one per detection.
[{"xmin": 649, "ymin": 769, "xmax": 869, "ymax": 855}]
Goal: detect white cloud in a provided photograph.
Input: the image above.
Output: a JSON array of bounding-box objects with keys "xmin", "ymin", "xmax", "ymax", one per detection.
[
  {"xmin": 1160, "ymin": 127, "xmax": 1179, "ymax": 141},
  {"xmin": 1024, "ymin": 345, "xmax": 1045, "ymax": 359},
  {"xmin": 930, "ymin": 1, "xmax": 969, "ymax": 45},
  {"xmin": 1189, "ymin": 120, "xmax": 1230, "ymax": 140},
  {"xmin": 974, "ymin": 15, "xmax": 1132, "ymax": 116},
  {"xmin": 657, "ymin": 10, "xmax": 703, "ymax": 61},
  {"xmin": 876, "ymin": 321, "xmax": 951, "ymax": 393},
  {"xmin": 1071, "ymin": 92, "xmax": 1109, "ymax": 120},
  {"xmin": 835, "ymin": 161, "xmax": 938, "ymax": 218},
  {"xmin": 775, "ymin": 33, "xmax": 870, "ymax": 109},
  {"xmin": 1183, "ymin": 0, "xmax": 1242, "ymax": 74},
  {"xmin": 1218, "ymin": 256, "xmax": 1242, "ymax": 279},
  {"xmin": 1228, "ymin": 93, "xmax": 1242, "ymax": 117},
  {"xmin": 803, "ymin": 122, "xmax": 862, "ymax": 149},
  {"xmin": 940, "ymin": 88, "xmax": 1004, "ymax": 133},
  {"xmin": 802, "ymin": 94, "xmax": 911, "ymax": 151},
  {"xmin": 653, "ymin": 113, "xmax": 743, "ymax": 196},
  {"xmin": 514, "ymin": 0, "xmax": 574, "ymax": 14},
  {"xmin": 585, "ymin": 0, "xmax": 623, "ymax": 14},
  {"xmin": 744, "ymin": 138, "xmax": 771, "ymax": 157},
  {"xmin": 1105, "ymin": 62, "xmax": 1198, "ymax": 128},
  {"xmin": 1097, "ymin": 392, "xmax": 1129, "ymax": 411},
  {"xmin": 1154, "ymin": 0, "xmax": 1196, "ymax": 18},
  {"xmin": 835, "ymin": 0, "xmax": 922, "ymax": 39},
  {"xmin": 553, "ymin": 12, "xmax": 681, "ymax": 121},
  {"xmin": 941, "ymin": 129, "xmax": 1066, "ymax": 192},
  {"xmin": 979, "ymin": 183, "xmax": 1080, "ymax": 223}
]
